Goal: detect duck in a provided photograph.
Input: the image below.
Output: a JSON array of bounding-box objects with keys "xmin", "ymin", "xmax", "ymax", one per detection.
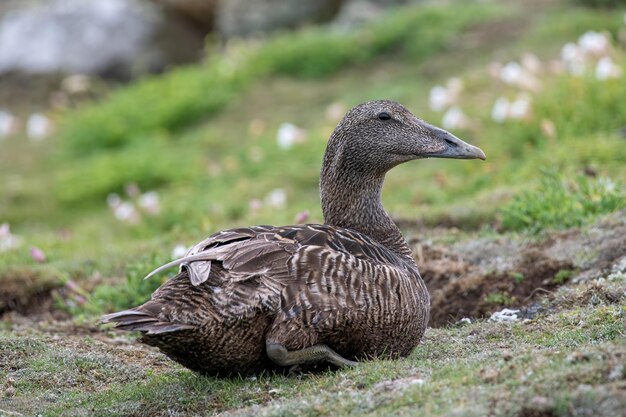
[{"xmin": 102, "ymin": 100, "xmax": 485, "ymax": 376}]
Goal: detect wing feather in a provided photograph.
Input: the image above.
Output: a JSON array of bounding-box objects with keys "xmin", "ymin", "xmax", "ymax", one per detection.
[{"xmin": 112, "ymin": 224, "xmax": 415, "ymax": 334}]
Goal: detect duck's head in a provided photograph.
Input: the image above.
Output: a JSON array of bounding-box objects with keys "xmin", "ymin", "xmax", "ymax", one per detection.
[{"xmin": 325, "ymin": 100, "xmax": 485, "ymax": 174}]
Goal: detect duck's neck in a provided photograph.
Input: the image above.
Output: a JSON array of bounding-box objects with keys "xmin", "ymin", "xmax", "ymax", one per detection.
[{"xmin": 320, "ymin": 141, "xmax": 414, "ymax": 261}]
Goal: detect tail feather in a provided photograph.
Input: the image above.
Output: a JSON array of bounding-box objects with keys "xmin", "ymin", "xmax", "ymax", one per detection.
[{"xmin": 101, "ymin": 309, "xmax": 195, "ymax": 334}]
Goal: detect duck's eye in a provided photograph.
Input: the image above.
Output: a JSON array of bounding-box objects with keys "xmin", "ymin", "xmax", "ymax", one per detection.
[{"xmin": 378, "ymin": 112, "xmax": 392, "ymax": 121}]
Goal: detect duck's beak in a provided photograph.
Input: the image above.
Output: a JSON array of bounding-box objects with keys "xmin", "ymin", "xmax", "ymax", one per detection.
[{"xmin": 424, "ymin": 125, "xmax": 486, "ymax": 160}]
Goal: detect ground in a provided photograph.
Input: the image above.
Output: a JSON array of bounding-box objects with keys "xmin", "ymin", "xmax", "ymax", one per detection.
[
  {"xmin": 0, "ymin": 0, "xmax": 625, "ymax": 415},
  {"xmin": 1, "ymin": 214, "xmax": 625, "ymax": 416}
]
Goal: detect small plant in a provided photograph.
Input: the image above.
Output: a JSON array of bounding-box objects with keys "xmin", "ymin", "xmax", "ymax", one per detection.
[
  {"xmin": 501, "ymin": 170, "xmax": 625, "ymax": 233},
  {"xmin": 483, "ymin": 292, "xmax": 515, "ymax": 306},
  {"xmin": 511, "ymin": 272, "xmax": 525, "ymax": 284},
  {"xmin": 553, "ymin": 269, "xmax": 575, "ymax": 284}
]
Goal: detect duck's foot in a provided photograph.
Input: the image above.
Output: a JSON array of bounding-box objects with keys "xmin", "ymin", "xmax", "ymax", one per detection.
[{"xmin": 266, "ymin": 342, "xmax": 358, "ymax": 369}]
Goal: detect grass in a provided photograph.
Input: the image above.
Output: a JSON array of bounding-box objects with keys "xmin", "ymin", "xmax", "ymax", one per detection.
[
  {"xmin": 2, "ymin": 280, "xmax": 624, "ymax": 416},
  {"xmin": 1, "ymin": 0, "xmax": 626, "ymax": 414},
  {"xmin": 59, "ymin": 2, "xmax": 497, "ymax": 157},
  {"xmin": 501, "ymin": 171, "xmax": 625, "ymax": 233}
]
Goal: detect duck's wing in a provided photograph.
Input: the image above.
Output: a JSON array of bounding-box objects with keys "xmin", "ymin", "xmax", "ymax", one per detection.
[
  {"xmin": 144, "ymin": 224, "xmax": 406, "ymax": 286},
  {"xmin": 103, "ymin": 225, "xmax": 417, "ymax": 335},
  {"xmin": 102, "ymin": 226, "xmax": 296, "ymax": 332},
  {"xmin": 143, "ymin": 226, "xmax": 284, "ymax": 285}
]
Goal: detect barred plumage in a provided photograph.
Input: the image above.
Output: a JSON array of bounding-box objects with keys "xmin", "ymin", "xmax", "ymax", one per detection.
[{"xmin": 102, "ymin": 100, "xmax": 485, "ymax": 376}]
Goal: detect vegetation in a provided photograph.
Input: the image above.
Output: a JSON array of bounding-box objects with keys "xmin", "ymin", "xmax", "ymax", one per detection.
[
  {"xmin": 60, "ymin": 3, "xmax": 495, "ymax": 156},
  {"xmin": 2, "ymin": 281, "xmax": 624, "ymax": 416},
  {"xmin": 573, "ymin": 0, "xmax": 626, "ymax": 7},
  {"xmin": 501, "ymin": 171, "xmax": 625, "ymax": 233},
  {"xmin": 1, "ymin": 0, "xmax": 626, "ymax": 415}
]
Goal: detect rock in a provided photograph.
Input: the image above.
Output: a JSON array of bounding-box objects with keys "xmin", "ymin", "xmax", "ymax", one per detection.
[
  {"xmin": 150, "ymin": 0, "xmax": 218, "ymax": 31},
  {"xmin": 0, "ymin": 0, "xmax": 203, "ymax": 78},
  {"xmin": 216, "ymin": 0, "xmax": 342, "ymax": 39}
]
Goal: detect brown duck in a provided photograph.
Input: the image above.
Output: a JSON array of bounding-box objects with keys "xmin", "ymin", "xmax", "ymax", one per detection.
[{"xmin": 102, "ymin": 100, "xmax": 485, "ymax": 376}]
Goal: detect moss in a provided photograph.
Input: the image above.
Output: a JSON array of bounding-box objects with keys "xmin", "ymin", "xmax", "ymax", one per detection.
[
  {"xmin": 553, "ymin": 269, "xmax": 575, "ymax": 284},
  {"xmin": 483, "ymin": 292, "xmax": 516, "ymax": 306}
]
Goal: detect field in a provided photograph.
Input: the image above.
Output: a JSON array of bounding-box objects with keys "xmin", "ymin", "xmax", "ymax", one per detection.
[{"xmin": 1, "ymin": 0, "xmax": 625, "ymax": 415}]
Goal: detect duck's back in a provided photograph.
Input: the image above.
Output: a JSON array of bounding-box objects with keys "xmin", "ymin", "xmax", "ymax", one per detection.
[{"xmin": 103, "ymin": 224, "xmax": 430, "ymax": 376}]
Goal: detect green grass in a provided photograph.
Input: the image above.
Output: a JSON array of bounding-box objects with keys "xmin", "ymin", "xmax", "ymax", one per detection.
[
  {"xmin": 501, "ymin": 171, "xmax": 625, "ymax": 233},
  {"xmin": 59, "ymin": 2, "xmax": 497, "ymax": 157},
  {"xmin": 573, "ymin": 0, "xmax": 626, "ymax": 7},
  {"xmin": 3, "ymin": 286, "xmax": 623, "ymax": 416},
  {"xmin": 72, "ymin": 253, "xmax": 171, "ymax": 317},
  {"xmin": 2, "ymin": 2, "xmax": 626, "ymax": 413}
]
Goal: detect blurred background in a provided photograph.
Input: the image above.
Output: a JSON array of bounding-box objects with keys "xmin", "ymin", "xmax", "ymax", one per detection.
[{"xmin": 0, "ymin": 0, "xmax": 625, "ymax": 318}]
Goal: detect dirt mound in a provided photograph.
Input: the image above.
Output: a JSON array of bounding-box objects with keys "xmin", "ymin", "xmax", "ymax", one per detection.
[
  {"xmin": 0, "ymin": 267, "xmax": 65, "ymax": 319},
  {"xmin": 421, "ymin": 245, "xmax": 573, "ymax": 326},
  {"xmin": 413, "ymin": 211, "xmax": 626, "ymax": 327}
]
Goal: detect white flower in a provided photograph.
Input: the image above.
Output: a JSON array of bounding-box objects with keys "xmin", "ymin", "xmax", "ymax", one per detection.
[
  {"xmin": 428, "ymin": 85, "xmax": 449, "ymax": 111},
  {"xmin": 265, "ymin": 188, "xmax": 287, "ymax": 209},
  {"xmin": 492, "ymin": 95, "xmax": 532, "ymax": 122},
  {"xmin": 171, "ymin": 244, "xmax": 188, "ymax": 259},
  {"xmin": 0, "ymin": 110, "xmax": 17, "ymax": 138},
  {"xmin": 138, "ymin": 191, "xmax": 160, "ymax": 215},
  {"xmin": 277, "ymin": 123, "xmax": 306, "ymax": 150},
  {"xmin": 428, "ymin": 79, "xmax": 463, "ymax": 112},
  {"xmin": 113, "ymin": 201, "xmax": 140, "ymax": 224},
  {"xmin": 561, "ymin": 42, "xmax": 581, "ymax": 63},
  {"xmin": 26, "ymin": 113, "xmax": 53, "ymax": 141},
  {"xmin": 509, "ymin": 94, "xmax": 532, "ymax": 119},
  {"xmin": 491, "ymin": 97, "xmax": 510, "ymax": 123},
  {"xmin": 595, "ymin": 56, "xmax": 622, "ymax": 80},
  {"xmin": 578, "ymin": 31, "xmax": 610, "ymax": 56},
  {"xmin": 106, "ymin": 193, "xmax": 122, "ymax": 208},
  {"xmin": 499, "ymin": 61, "xmax": 541, "ymax": 91},
  {"xmin": 441, "ymin": 106, "xmax": 469, "ymax": 130},
  {"xmin": 597, "ymin": 177, "xmax": 616, "ymax": 193},
  {"xmin": 560, "ymin": 43, "xmax": 587, "ymax": 75},
  {"xmin": 500, "ymin": 62, "xmax": 523, "ymax": 84},
  {"xmin": 0, "ymin": 223, "xmax": 22, "ymax": 252},
  {"xmin": 521, "ymin": 53, "xmax": 542, "ymax": 74}
]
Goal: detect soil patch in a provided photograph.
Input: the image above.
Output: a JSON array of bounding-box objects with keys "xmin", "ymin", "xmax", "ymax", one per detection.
[
  {"xmin": 412, "ymin": 211, "xmax": 626, "ymax": 327},
  {"xmin": 0, "ymin": 268, "xmax": 65, "ymax": 318},
  {"xmin": 421, "ymin": 245, "xmax": 574, "ymax": 326}
]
